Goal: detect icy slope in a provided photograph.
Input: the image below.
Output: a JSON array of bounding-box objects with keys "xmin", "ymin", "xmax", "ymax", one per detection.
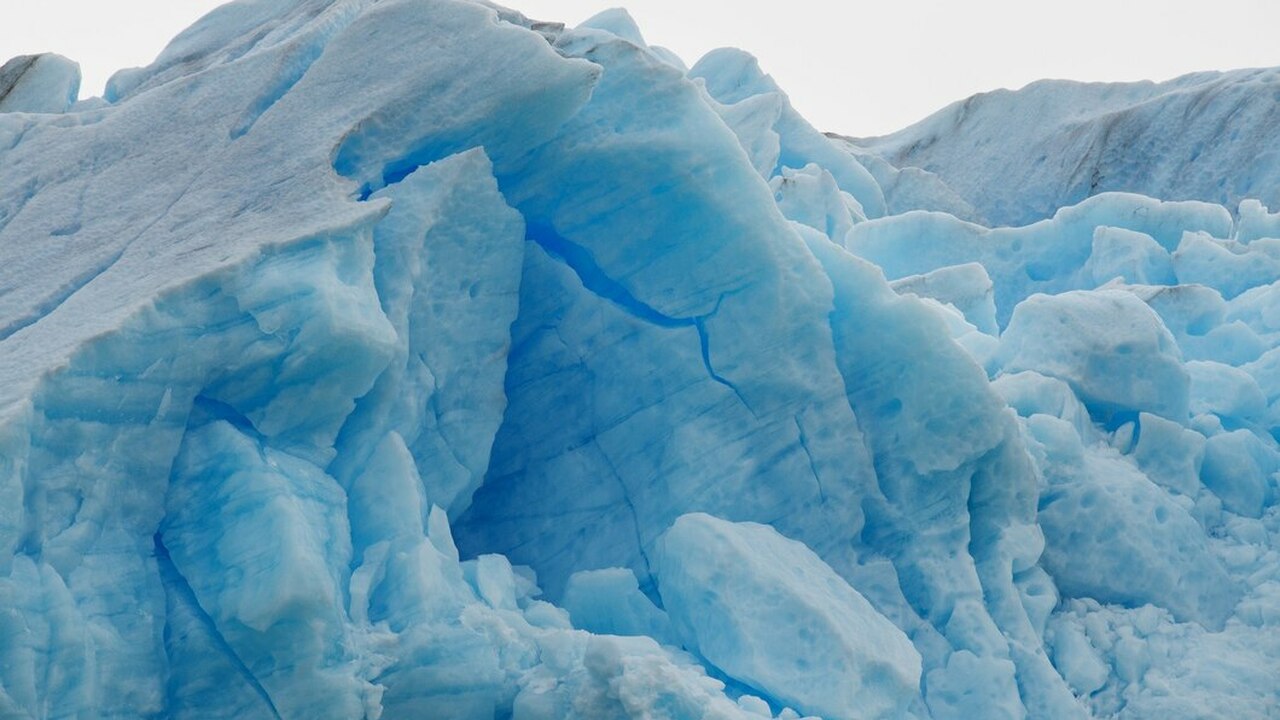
[
  {"xmin": 854, "ymin": 69, "xmax": 1280, "ymax": 227},
  {"xmin": 0, "ymin": 54, "xmax": 80, "ymax": 114},
  {"xmin": 0, "ymin": 1, "xmax": 1278, "ymax": 719}
]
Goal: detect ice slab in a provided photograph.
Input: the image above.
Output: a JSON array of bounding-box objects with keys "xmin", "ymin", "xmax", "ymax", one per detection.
[{"xmin": 657, "ymin": 513, "xmax": 921, "ymax": 720}]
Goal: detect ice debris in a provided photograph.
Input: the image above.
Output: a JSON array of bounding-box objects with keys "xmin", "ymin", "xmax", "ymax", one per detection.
[{"xmin": 657, "ymin": 513, "xmax": 922, "ymax": 720}]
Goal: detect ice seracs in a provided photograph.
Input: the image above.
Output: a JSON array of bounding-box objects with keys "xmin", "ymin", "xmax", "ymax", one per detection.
[
  {"xmin": 1, "ymin": 1, "xmax": 1278, "ymax": 718},
  {"xmin": 997, "ymin": 289, "xmax": 1190, "ymax": 422}
]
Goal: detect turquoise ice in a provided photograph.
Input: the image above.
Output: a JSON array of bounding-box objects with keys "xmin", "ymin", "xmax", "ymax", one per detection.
[{"xmin": 0, "ymin": 1, "xmax": 1278, "ymax": 718}]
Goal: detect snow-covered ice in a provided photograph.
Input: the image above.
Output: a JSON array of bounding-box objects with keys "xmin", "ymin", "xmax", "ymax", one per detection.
[
  {"xmin": 0, "ymin": 54, "xmax": 80, "ymax": 114},
  {"xmin": 1, "ymin": 1, "xmax": 1278, "ymax": 718},
  {"xmin": 853, "ymin": 69, "xmax": 1280, "ymax": 227}
]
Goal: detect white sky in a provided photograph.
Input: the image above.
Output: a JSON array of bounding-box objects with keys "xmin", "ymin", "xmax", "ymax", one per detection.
[{"xmin": 4, "ymin": 0, "xmax": 1280, "ymax": 137}]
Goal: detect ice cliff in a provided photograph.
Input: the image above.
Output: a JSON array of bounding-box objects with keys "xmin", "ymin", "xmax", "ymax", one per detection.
[{"xmin": 0, "ymin": 1, "xmax": 1277, "ymax": 719}]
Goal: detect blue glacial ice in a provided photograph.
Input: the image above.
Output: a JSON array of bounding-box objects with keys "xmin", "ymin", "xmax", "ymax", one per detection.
[
  {"xmin": 0, "ymin": 1, "xmax": 1278, "ymax": 718},
  {"xmin": 656, "ymin": 513, "xmax": 921, "ymax": 720}
]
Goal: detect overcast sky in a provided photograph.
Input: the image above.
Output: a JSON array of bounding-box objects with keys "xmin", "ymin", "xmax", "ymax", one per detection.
[{"xmin": 5, "ymin": 0, "xmax": 1280, "ymax": 136}]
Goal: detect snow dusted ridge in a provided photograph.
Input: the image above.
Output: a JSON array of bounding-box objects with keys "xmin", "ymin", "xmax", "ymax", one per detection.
[
  {"xmin": 850, "ymin": 69, "xmax": 1280, "ymax": 227},
  {"xmin": 0, "ymin": 1, "xmax": 1277, "ymax": 718}
]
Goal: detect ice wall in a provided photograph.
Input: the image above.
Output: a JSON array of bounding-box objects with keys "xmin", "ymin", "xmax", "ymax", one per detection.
[{"xmin": 0, "ymin": 1, "xmax": 1277, "ymax": 719}]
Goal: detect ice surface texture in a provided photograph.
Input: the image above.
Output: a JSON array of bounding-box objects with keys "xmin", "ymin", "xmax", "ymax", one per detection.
[
  {"xmin": 854, "ymin": 69, "xmax": 1280, "ymax": 227},
  {"xmin": 0, "ymin": 54, "xmax": 80, "ymax": 114},
  {"xmin": 0, "ymin": 1, "xmax": 1278, "ymax": 719}
]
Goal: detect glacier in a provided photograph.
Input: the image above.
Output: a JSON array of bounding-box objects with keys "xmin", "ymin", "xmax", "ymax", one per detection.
[
  {"xmin": 0, "ymin": 1, "xmax": 1278, "ymax": 718},
  {"xmin": 850, "ymin": 69, "xmax": 1280, "ymax": 227}
]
